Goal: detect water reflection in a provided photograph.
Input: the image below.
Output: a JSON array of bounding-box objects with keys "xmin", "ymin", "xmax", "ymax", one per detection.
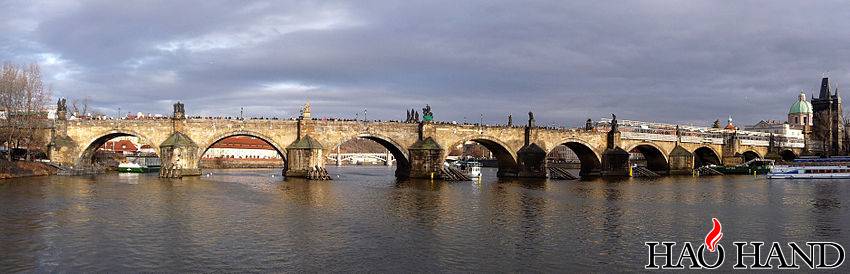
[{"xmin": 1, "ymin": 167, "xmax": 850, "ymax": 272}]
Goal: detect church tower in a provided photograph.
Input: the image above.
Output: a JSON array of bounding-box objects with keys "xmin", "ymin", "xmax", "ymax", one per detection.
[{"xmin": 788, "ymin": 91, "xmax": 813, "ymax": 127}]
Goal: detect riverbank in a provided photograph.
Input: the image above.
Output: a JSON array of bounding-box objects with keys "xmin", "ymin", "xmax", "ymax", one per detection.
[
  {"xmin": 200, "ymin": 158, "xmax": 284, "ymax": 169},
  {"xmin": 0, "ymin": 160, "xmax": 57, "ymax": 179}
]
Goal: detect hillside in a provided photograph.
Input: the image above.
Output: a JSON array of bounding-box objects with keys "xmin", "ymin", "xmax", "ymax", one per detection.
[{"xmin": 338, "ymin": 138, "xmax": 388, "ymax": 153}]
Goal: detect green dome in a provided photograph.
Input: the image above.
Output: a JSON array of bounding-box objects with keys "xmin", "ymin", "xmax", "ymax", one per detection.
[{"xmin": 789, "ymin": 92, "xmax": 813, "ymax": 114}]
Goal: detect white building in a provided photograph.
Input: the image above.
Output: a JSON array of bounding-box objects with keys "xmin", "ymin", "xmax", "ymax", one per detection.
[
  {"xmin": 202, "ymin": 136, "xmax": 282, "ymax": 159},
  {"xmin": 745, "ymin": 120, "xmax": 804, "ymax": 139},
  {"xmin": 203, "ymin": 147, "xmax": 282, "ymax": 159}
]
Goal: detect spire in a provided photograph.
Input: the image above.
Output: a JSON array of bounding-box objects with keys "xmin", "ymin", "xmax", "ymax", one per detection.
[
  {"xmin": 301, "ymin": 100, "xmax": 311, "ymax": 119},
  {"xmin": 819, "ymin": 77, "xmax": 830, "ymax": 99},
  {"xmin": 835, "ymin": 82, "xmax": 840, "ymax": 97},
  {"xmin": 724, "ymin": 115, "xmax": 736, "ymax": 130}
]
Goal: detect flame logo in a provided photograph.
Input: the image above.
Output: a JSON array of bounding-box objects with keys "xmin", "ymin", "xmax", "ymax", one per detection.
[{"xmin": 704, "ymin": 218, "xmax": 723, "ymax": 252}]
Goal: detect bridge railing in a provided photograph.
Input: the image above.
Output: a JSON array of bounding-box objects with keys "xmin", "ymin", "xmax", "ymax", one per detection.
[
  {"xmin": 620, "ymin": 131, "xmax": 678, "ymax": 142},
  {"xmin": 603, "ymin": 118, "xmax": 806, "ymax": 148}
]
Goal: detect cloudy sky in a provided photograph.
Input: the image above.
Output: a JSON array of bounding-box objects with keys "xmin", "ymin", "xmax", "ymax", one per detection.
[{"xmin": 2, "ymin": 0, "xmax": 849, "ymax": 127}]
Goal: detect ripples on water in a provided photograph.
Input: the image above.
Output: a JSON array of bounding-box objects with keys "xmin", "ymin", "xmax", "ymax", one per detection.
[{"xmin": 0, "ymin": 167, "xmax": 847, "ymax": 272}]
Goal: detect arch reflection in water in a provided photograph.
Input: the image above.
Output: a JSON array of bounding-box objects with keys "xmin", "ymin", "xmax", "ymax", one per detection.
[{"xmin": 4, "ymin": 167, "xmax": 850, "ymax": 272}]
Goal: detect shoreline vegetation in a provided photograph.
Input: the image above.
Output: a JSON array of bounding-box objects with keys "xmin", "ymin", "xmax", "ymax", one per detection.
[{"xmin": 0, "ymin": 160, "xmax": 57, "ymax": 179}]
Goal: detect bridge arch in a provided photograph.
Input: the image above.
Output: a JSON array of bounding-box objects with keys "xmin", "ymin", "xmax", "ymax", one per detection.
[
  {"xmin": 779, "ymin": 149, "xmax": 797, "ymax": 162},
  {"xmin": 200, "ymin": 130, "xmax": 288, "ymax": 170},
  {"xmin": 625, "ymin": 142, "xmax": 669, "ymax": 174},
  {"xmin": 552, "ymin": 138, "xmax": 602, "ymax": 176},
  {"xmin": 330, "ymin": 133, "xmax": 411, "ymax": 178},
  {"xmin": 693, "ymin": 146, "xmax": 721, "ymax": 168},
  {"xmin": 78, "ymin": 129, "xmax": 157, "ymax": 166},
  {"xmin": 740, "ymin": 150, "xmax": 761, "ymax": 162},
  {"xmin": 445, "ymin": 135, "xmax": 519, "ymax": 177}
]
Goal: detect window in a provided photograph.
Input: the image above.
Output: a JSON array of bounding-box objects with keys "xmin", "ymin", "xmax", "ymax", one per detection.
[
  {"xmin": 795, "ymin": 117, "xmax": 799, "ymax": 124},
  {"xmin": 803, "ymin": 117, "xmax": 808, "ymax": 124}
]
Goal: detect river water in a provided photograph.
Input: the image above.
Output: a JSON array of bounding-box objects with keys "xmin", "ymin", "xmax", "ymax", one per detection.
[{"xmin": 1, "ymin": 167, "xmax": 848, "ymax": 272}]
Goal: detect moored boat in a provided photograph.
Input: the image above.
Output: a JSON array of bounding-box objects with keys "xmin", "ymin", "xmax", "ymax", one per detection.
[
  {"xmin": 767, "ymin": 165, "xmax": 850, "ymax": 179},
  {"xmin": 118, "ymin": 154, "xmax": 161, "ymax": 173},
  {"xmin": 768, "ymin": 156, "xmax": 850, "ymax": 179},
  {"xmin": 712, "ymin": 159, "xmax": 774, "ymax": 175},
  {"xmin": 453, "ymin": 160, "xmax": 482, "ymax": 178}
]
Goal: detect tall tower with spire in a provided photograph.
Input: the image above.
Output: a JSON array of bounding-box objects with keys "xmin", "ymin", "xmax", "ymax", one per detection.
[{"xmin": 811, "ymin": 77, "xmax": 845, "ymax": 155}]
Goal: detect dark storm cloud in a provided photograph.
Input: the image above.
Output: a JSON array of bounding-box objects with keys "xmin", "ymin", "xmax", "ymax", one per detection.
[{"xmin": 2, "ymin": 0, "xmax": 850, "ymax": 126}]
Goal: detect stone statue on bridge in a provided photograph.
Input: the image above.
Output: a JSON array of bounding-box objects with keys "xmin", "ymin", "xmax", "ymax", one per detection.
[
  {"xmin": 173, "ymin": 101, "xmax": 185, "ymax": 119},
  {"xmin": 610, "ymin": 113, "xmax": 618, "ymax": 132},
  {"xmin": 527, "ymin": 112, "xmax": 535, "ymax": 128},
  {"xmin": 57, "ymin": 98, "xmax": 67, "ymax": 112},
  {"xmin": 508, "ymin": 114, "xmax": 513, "ymax": 126},
  {"xmin": 56, "ymin": 98, "xmax": 67, "ymax": 120},
  {"xmin": 422, "ymin": 104, "xmax": 433, "ymax": 122},
  {"xmin": 406, "ymin": 108, "xmax": 422, "ymax": 123}
]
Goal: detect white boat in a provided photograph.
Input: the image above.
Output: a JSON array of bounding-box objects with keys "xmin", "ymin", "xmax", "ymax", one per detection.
[
  {"xmin": 768, "ymin": 165, "xmax": 850, "ymax": 179},
  {"xmin": 455, "ymin": 160, "xmax": 482, "ymax": 178}
]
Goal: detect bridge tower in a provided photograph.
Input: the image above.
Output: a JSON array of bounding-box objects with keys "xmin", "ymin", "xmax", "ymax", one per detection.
[
  {"xmin": 601, "ymin": 114, "xmax": 631, "ymax": 177},
  {"xmin": 159, "ymin": 101, "xmax": 201, "ymax": 178}
]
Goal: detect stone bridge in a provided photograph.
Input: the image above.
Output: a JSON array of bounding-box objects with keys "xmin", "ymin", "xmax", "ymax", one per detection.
[{"xmin": 47, "ymin": 103, "xmax": 803, "ymax": 179}]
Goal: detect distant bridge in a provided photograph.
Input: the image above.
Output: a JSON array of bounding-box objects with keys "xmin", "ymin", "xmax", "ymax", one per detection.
[
  {"xmin": 327, "ymin": 152, "xmax": 395, "ymax": 166},
  {"xmin": 46, "ymin": 102, "xmax": 804, "ymax": 179}
]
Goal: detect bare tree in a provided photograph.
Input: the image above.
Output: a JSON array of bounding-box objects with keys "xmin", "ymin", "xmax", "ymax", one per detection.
[
  {"xmin": 21, "ymin": 64, "xmax": 51, "ymax": 160},
  {"xmin": 1, "ymin": 63, "xmax": 23, "ymax": 160},
  {"xmin": 71, "ymin": 98, "xmax": 79, "ymax": 117},
  {"xmin": 81, "ymin": 96, "xmax": 89, "ymax": 117},
  {"xmin": 0, "ymin": 62, "xmax": 51, "ymax": 160}
]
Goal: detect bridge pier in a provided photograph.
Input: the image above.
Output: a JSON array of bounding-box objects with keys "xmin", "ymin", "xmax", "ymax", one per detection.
[
  {"xmin": 47, "ymin": 102, "xmax": 79, "ymax": 166},
  {"xmin": 514, "ymin": 112, "xmax": 547, "ymax": 178},
  {"xmin": 763, "ymin": 133, "xmax": 784, "ymax": 162},
  {"xmin": 601, "ymin": 147, "xmax": 631, "ymax": 177},
  {"xmin": 284, "ymin": 135, "xmax": 325, "ymax": 178},
  {"xmin": 516, "ymin": 143, "xmax": 547, "ymax": 178},
  {"xmin": 600, "ymin": 115, "xmax": 631, "ymax": 178},
  {"xmin": 722, "ymin": 132, "xmax": 742, "ymax": 167},
  {"xmin": 336, "ymin": 146, "xmax": 342, "ymax": 166},
  {"xmin": 668, "ymin": 145, "xmax": 694, "ymax": 175},
  {"xmin": 159, "ymin": 103, "xmax": 201, "ymax": 178},
  {"xmin": 408, "ymin": 137, "xmax": 443, "ymax": 179},
  {"xmin": 159, "ymin": 132, "xmax": 201, "ymax": 178}
]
